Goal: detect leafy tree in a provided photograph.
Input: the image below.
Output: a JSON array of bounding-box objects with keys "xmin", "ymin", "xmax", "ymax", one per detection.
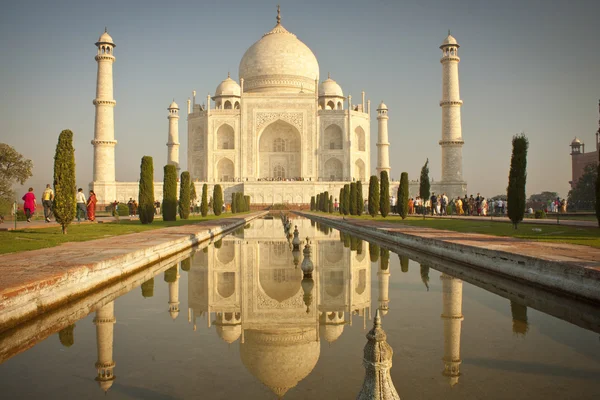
[
  {"xmin": 178, "ymin": 171, "xmax": 191, "ymax": 219},
  {"xmin": 212, "ymin": 184, "xmax": 223, "ymax": 215},
  {"xmin": 0, "ymin": 143, "xmax": 33, "ymax": 216},
  {"xmin": 343, "ymin": 184, "xmax": 350, "ymax": 215},
  {"xmin": 350, "ymin": 182, "xmax": 357, "ymax": 215},
  {"xmin": 419, "ymin": 159, "xmax": 430, "ymax": 215},
  {"xmin": 368, "ymin": 175, "xmax": 379, "ymax": 217},
  {"xmin": 58, "ymin": 324, "xmax": 75, "ymax": 348},
  {"xmin": 201, "ymin": 183, "xmax": 208, "ymax": 217},
  {"xmin": 138, "ymin": 156, "xmax": 155, "ymax": 224},
  {"xmin": 397, "ymin": 172, "xmax": 409, "ymax": 219},
  {"xmin": 53, "ymin": 130, "xmax": 76, "ymax": 234},
  {"xmin": 380, "ymin": 171, "xmax": 390, "ymax": 218},
  {"xmin": 162, "ymin": 165, "xmax": 178, "ymax": 221},
  {"xmin": 507, "ymin": 133, "xmax": 529, "ymax": 229},
  {"xmin": 339, "ymin": 188, "xmax": 344, "ymax": 214},
  {"xmin": 328, "ymin": 195, "xmax": 333, "ymax": 213},
  {"xmin": 369, "ymin": 243, "xmax": 380, "ymax": 262},
  {"xmin": 141, "ymin": 277, "xmax": 154, "ymax": 298},
  {"xmin": 356, "ymin": 181, "xmax": 363, "ymax": 216},
  {"xmin": 568, "ymin": 164, "xmax": 597, "ymax": 212},
  {"xmin": 310, "ymin": 196, "xmax": 315, "ymax": 211}
]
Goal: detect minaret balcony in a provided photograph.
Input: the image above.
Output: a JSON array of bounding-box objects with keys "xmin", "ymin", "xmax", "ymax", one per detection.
[
  {"xmin": 93, "ymin": 99, "xmax": 116, "ymax": 106},
  {"xmin": 439, "ymin": 139, "xmax": 464, "ymax": 146},
  {"xmin": 439, "ymin": 100, "xmax": 463, "ymax": 107},
  {"xmin": 440, "ymin": 56, "xmax": 460, "ymax": 63}
]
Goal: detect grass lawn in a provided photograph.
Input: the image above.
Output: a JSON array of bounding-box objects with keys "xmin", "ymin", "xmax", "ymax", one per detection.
[
  {"xmin": 322, "ymin": 213, "xmax": 600, "ymax": 248},
  {"xmin": 0, "ymin": 213, "xmax": 248, "ymax": 255}
]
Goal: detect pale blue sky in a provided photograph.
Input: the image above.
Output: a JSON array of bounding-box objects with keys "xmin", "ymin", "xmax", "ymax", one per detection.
[{"xmin": 1, "ymin": 0, "xmax": 598, "ymax": 198}]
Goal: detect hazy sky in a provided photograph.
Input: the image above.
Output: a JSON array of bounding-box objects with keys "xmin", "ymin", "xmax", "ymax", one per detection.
[{"xmin": 1, "ymin": 0, "xmax": 599, "ymax": 199}]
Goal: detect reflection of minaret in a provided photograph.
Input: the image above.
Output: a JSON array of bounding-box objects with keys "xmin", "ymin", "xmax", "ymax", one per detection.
[
  {"xmin": 168, "ymin": 266, "xmax": 181, "ymax": 320},
  {"xmin": 440, "ymin": 273, "xmax": 463, "ymax": 387},
  {"xmin": 357, "ymin": 309, "xmax": 400, "ymax": 400},
  {"xmin": 378, "ymin": 257, "xmax": 390, "ymax": 316},
  {"xmin": 94, "ymin": 301, "xmax": 116, "ymax": 393},
  {"xmin": 510, "ymin": 300, "xmax": 529, "ymax": 336}
]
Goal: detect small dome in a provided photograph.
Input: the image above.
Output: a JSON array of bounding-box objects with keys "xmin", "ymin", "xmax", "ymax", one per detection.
[
  {"xmin": 319, "ymin": 323, "xmax": 344, "ymax": 343},
  {"xmin": 215, "ymin": 74, "xmax": 241, "ymax": 97},
  {"xmin": 319, "ymin": 75, "xmax": 343, "ymax": 98},
  {"xmin": 441, "ymin": 32, "xmax": 459, "ymax": 48},
  {"xmin": 169, "ymin": 310, "xmax": 179, "ymax": 320},
  {"xmin": 571, "ymin": 137, "xmax": 582, "ymax": 145},
  {"xmin": 168, "ymin": 100, "xmax": 179, "ymax": 109},
  {"xmin": 96, "ymin": 29, "xmax": 115, "ymax": 45},
  {"xmin": 377, "ymin": 101, "xmax": 388, "ymax": 110},
  {"xmin": 216, "ymin": 324, "xmax": 242, "ymax": 343}
]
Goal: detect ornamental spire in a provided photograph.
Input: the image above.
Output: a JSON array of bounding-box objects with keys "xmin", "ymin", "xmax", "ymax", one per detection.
[{"xmin": 277, "ymin": 4, "xmax": 281, "ymax": 24}]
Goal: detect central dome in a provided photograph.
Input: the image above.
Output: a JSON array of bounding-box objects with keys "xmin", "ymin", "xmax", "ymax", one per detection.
[{"xmin": 239, "ymin": 18, "xmax": 319, "ymax": 94}]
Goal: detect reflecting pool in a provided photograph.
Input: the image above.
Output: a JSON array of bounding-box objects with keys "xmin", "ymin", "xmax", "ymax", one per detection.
[{"xmin": 1, "ymin": 216, "xmax": 599, "ymax": 399}]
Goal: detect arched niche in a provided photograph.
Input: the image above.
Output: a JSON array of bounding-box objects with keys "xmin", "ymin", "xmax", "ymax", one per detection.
[
  {"xmin": 354, "ymin": 126, "xmax": 366, "ymax": 151},
  {"xmin": 217, "ymin": 157, "xmax": 234, "ymax": 182},
  {"xmin": 324, "ymin": 124, "xmax": 343, "ymax": 150},
  {"xmin": 217, "ymin": 272, "xmax": 235, "ymax": 298},
  {"xmin": 324, "ymin": 158, "xmax": 343, "ymax": 181},
  {"xmin": 217, "ymin": 124, "xmax": 234, "ymax": 150},
  {"xmin": 354, "ymin": 159, "xmax": 365, "ymax": 182}
]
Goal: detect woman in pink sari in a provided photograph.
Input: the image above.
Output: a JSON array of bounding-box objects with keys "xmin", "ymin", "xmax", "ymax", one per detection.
[
  {"xmin": 22, "ymin": 187, "xmax": 36, "ymax": 222},
  {"xmin": 87, "ymin": 190, "xmax": 97, "ymax": 222}
]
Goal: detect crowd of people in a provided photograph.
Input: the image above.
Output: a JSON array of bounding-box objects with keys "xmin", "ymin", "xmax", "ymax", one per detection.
[{"xmin": 16, "ymin": 185, "xmax": 97, "ymax": 223}]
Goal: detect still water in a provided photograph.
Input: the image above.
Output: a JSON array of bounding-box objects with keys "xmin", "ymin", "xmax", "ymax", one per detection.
[{"xmin": 1, "ymin": 216, "xmax": 599, "ymax": 399}]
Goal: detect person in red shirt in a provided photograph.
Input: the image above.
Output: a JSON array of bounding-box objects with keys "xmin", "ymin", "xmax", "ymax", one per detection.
[{"xmin": 22, "ymin": 187, "xmax": 36, "ymax": 222}]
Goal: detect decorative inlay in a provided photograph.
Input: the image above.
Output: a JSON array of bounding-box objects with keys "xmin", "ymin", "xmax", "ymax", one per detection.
[
  {"xmin": 257, "ymin": 291, "xmax": 304, "ymax": 309},
  {"xmin": 95, "ymin": 55, "xmax": 115, "ymax": 62},
  {"xmin": 256, "ymin": 111, "xmax": 303, "ymax": 132}
]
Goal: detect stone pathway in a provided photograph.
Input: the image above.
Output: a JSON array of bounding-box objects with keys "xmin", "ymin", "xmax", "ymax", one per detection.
[
  {"xmin": 0, "ymin": 214, "xmax": 160, "ymax": 231},
  {"xmin": 401, "ymin": 213, "xmax": 598, "ymax": 227}
]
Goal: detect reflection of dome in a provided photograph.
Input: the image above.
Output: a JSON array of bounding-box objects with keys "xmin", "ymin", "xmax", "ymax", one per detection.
[
  {"xmin": 239, "ymin": 17, "xmax": 319, "ymax": 93},
  {"xmin": 215, "ymin": 74, "xmax": 241, "ymax": 97},
  {"xmin": 216, "ymin": 324, "xmax": 242, "ymax": 343},
  {"xmin": 259, "ymin": 268, "xmax": 302, "ymax": 302},
  {"xmin": 319, "ymin": 312, "xmax": 345, "ymax": 343},
  {"xmin": 319, "ymin": 75, "xmax": 343, "ymax": 97},
  {"xmin": 240, "ymin": 329, "xmax": 320, "ymax": 397}
]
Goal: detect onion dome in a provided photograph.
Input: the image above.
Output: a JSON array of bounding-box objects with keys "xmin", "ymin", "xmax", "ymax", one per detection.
[
  {"xmin": 571, "ymin": 137, "xmax": 582, "ymax": 145},
  {"xmin": 96, "ymin": 28, "xmax": 115, "ymax": 46},
  {"xmin": 216, "ymin": 324, "xmax": 242, "ymax": 344},
  {"xmin": 215, "ymin": 73, "xmax": 241, "ymax": 97},
  {"xmin": 319, "ymin": 73, "xmax": 344, "ymax": 98},
  {"xmin": 168, "ymin": 99, "xmax": 179, "ymax": 109},
  {"xmin": 440, "ymin": 30, "xmax": 459, "ymax": 48},
  {"xmin": 377, "ymin": 101, "xmax": 388, "ymax": 111}
]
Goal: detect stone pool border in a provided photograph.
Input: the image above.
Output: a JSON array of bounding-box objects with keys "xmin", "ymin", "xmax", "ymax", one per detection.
[
  {"xmin": 0, "ymin": 212, "xmax": 267, "ymax": 333},
  {"xmin": 297, "ymin": 212, "xmax": 600, "ymax": 303}
]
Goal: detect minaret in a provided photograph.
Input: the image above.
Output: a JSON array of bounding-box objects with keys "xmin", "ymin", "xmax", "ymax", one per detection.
[
  {"xmin": 357, "ymin": 309, "xmax": 400, "ymax": 400},
  {"xmin": 439, "ymin": 31, "xmax": 466, "ymax": 196},
  {"xmin": 167, "ymin": 100, "xmax": 180, "ymax": 171},
  {"xmin": 378, "ymin": 257, "xmax": 390, "ymax": 316},
  {"xmin": 168, "ymin": 266, "xmax": 181, "ymax": 320},
  {"xmin": 93, "ymin": 301, "xmax": 116, "ymax": 393},
  {"xmin": 376, "ymin": 101, "xmax": 391, "ymax": 177},
  {"xmin": 440, "ymin": 273, "xmax": 464, "ymax": 387},
  {"xmin": 91, "ymin": 29, "xmax": 117, "ymax": 201}
]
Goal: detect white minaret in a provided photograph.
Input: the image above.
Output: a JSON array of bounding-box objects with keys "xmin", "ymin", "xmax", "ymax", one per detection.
[
  {"xmin": 439, "ymin": 31, "xmax": 466, "ymax": 196},
  {"xmin": 91, "ymin": 29, "xmax": 117, "ymax": 202},
  {"xmin": 167, "ymin": 100, "xmax": 180, "ymax": 171},
  {"xmin": 94, "ymin": 301, "xmax": 116, "ymax": 393},
  {"xmin": 376, "ymin": 101, "xmax": 391, "ymax": 177},
  {"xmin": 440, "ymin": 273, "xmax": 464, "ymax": 387},
  {"xmin": 168, "ymin": 266, "xmax": 181, "ymax": 320}
]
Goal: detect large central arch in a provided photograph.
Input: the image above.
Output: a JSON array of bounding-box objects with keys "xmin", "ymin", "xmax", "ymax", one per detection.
[{"xmin": 258, "ymin": 120, "xmax": 301, "ymax": 179}]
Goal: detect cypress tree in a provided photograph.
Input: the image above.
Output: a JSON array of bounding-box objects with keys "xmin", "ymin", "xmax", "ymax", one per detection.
[
  {"xmin": 190, "ymin": 181, "xmax": 197, "ymax": 207},
  {"xmin": 368, "ymin": 175, "xmax": 379, "ymax": 217},
  {"xmin": 53, "ymin": 129, "xmax": 76, "ymax": 234},
  {"xmin": 179, "ymin": 171, "xmax": 191, "ymax": 219},
  {"xmin": 244, "ymin": 195, "xmax": 250, "ymax": 211},
  {"xmin": 356, "ymin": 181, "xmax": 363, "ymax": 216},
  {"xmin": 419, "ymin": 159, "xmax": 430, "ymax": 215},
  {"xmin": 310, "ymin": 196, "xmax": 315, "ymax": 211},
  {"xmin": 507, "ymin": 133, "xmax": 529, "ymax": 229},
  {"xmin": 328, "ymin": 195, "xmax": 333, "ymax": 213},
  {"xmin": 369, "ymin": 243, "xmax": 380, "ymax": 262},
  {"xmin": 398, "ymin": 172, "xmax": 409, "ymax": 220},
  {"xmin": 350, "ymin": 182, "xmax": 357, "ymax": 215},
  {"xmin": 201, "ymin": 183, "xmax": 208, "ymax": 217},
  {"xmin": 213, "ymin": 184, "xmax": 223, "ymax": 215},
  {"xmin": 380, "ymin": 171, "xmax": 390, "ymax": 217},
  {"xmin": 339, "ymin": 188, "xmax": 344, "ymax": 214},
  {"xmin": 324, "ymin": 191, "xmax": 329, "ymax": 212},
  {"xmin": 162, "ymin": 165, "xmax": 178, "ymax": 221},
  {"xmin": 343, "ymin": 184, "xmax": 350, "ymax": 215},
  {"xmin": 138, "ymin": 156, "xmax": 155, "ymax": 224},
  {"xmin": 231, "ymin": 192, "xmax": 237, "ymax": 214}
]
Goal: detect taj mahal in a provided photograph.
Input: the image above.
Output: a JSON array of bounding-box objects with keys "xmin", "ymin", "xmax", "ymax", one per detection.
[{"xmin": 90, "ymin": 7, "xmax": 467, "ymax": 204}]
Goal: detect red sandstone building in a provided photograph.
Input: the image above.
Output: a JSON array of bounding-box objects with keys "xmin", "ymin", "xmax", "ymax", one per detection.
[{"xmin": 569, "ymin": 100, "xmax": 600, "ymax": 189}]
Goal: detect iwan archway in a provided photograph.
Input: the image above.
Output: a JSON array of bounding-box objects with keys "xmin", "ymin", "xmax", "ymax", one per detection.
[{"xmin": 258, "ymin": 120, "xmax": 301, "ymax": 180}]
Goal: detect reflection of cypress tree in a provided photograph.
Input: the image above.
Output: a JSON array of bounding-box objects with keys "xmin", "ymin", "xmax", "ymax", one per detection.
[
  {"xmin": 343, "ymin": 233, "xmax": 351, "ymax": 248},
  {"xmin": 181, "ymin": 257, "xmax": 191, "ymax": 272},
  {"xmin": 350, "ymin": 235, "xmax": 358, "ymax": 251},
  {"xmin": 202, "ymin": 247, "xmax": 208, "ymax": 253},
  {"xmin": 369, "ymin": 243, "xmax": 380, "ymax": 262},
  {"xmin": 380, "ymin": 248, "xmax": 389, "ymax": 270},
  {"xmin": 356, "ymin": 239, "xmax": 363, "ymax": 254},
  {"xmin": 214, "ymin": 239, "xmax": 222, "ymax": 249},
  {"xmin": 339, "ymin": 231, "xmax": 345, "ymax": 242},
  {"xmin": 510, "ymin": 300, "xmax": 529, "ymax": 336},
  {"xmin": 141, "ymin": 277, "xmax": 154, "ymax": 298},
  {"xmin": 164, "ymin": 265, "xmax": 178, "ymax": 283},
  {"xmin": 420, "ymin": 264, "xmax": 430, "ymax": 291},
  {"xmin": 58, "ymin": 324, "xmax": 75, "ymax": 347},
  {"xmin": 400, "ymin": 255, "xmax": 409, "ymax": 273},
  {"xmin": 311, "ymin": 220, "xmax": 316, "ymax": 227}
]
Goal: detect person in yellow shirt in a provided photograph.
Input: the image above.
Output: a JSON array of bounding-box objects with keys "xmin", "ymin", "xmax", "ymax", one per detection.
[{"xmin": 42, "ymin": 184, "xmax": 54, "ymax": 222}]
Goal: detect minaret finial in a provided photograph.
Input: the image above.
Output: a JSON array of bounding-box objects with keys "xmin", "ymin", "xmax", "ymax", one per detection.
[
  {"xmin": 328, "ymin": 72, "xmax": 331, "ymax": 79},
  {"xmin": 277, "ymin": 4, "xmax": 281, "ymax": 24},
  {"xmin": 105, "ymin": 27, "xmax": 108, "ymax": 33},
  {"xmin": 374, "ymin": 308, "xmax": 382, "ymax": 328},
  {"xmin": 448, "ymin": 29, "xmax": 451, "ymax": 36},
  {"xmin": 227, "ymin": 71, "xmax": 230, "ymax": 78}
]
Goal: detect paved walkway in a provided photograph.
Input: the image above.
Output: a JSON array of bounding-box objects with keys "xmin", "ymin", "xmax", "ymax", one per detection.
[
  {"xmin": 0, "ymin": 214, "xmax": 158, "ymax": 231},
  {"xmin": 404, "ymin": 213, "xmax": 598, "ymax": 227}
]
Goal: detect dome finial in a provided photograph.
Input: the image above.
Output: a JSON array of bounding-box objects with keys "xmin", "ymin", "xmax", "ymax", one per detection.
[
  {"xmin": 105, "ymin": 27, "xmax": 108, "ymax": 33},
  {"xmin": 328, "ymin": 72, "xmax": 331, "ymax": 79},
  {"xmin": 227, "ymin": 71, "xmax": 230, "ymax": 78},
  {"xmin": 276, "ymin": 4, "xmax": 281, "ymax": 24},
  {"xmin": 448, "ymin": 29, "xmax": 451, "ymax": 36}
]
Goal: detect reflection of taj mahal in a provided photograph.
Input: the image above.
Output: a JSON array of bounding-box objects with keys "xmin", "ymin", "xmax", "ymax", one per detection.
[{"xmin": 187, "ymin": 218, "xmax": 371, "ymax": 397}]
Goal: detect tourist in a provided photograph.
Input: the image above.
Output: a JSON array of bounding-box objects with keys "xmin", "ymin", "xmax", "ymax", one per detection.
[
  {"xmin": 430, "ymin": 193, "xmax": 437, "ymax": 215},
  {"xmin": 87, "ymin": 190, "xmax": 97, "ymax": 222},
  {"xmin": 456, "ymin": 197, "xmax": 463, "ymax": 215},
  {"xmin": 408, "ymin": 198, "xmax": 414, "ymax": 214},
  {"xmin": 127, "ymin": 198, "xmax": 134, "ymax": 217},
  {"xmin": 154, "ymin": 200, "xmax": 160, "ymax": 215},
  {"xmin": 42, "ymin": 183, "xmax": 54, "ymax": 222},
  {"xmin": 334, "ymin": 198, "xmax": 338, "ymax": 211},
  {"xmin": 132, "ymin": 199, "xmax": 138, "ymax": 217},
  {"xmin": 560, "ymin": 198, "xmax": 567, "ymax": 213},
  {"xmin": 441, "ymin": 193, "xmax": 448, "ymax": 215},
  {"xmin": 22, "ymin": 187, "xmax": 36, "ymax": 222},
  {"xmin": 76, "ymin": 188, "xmax": 87, "ymax": 222},
  {"xmin": 481, "ymin": 197, "xmax": 487, "ymax": 216}
]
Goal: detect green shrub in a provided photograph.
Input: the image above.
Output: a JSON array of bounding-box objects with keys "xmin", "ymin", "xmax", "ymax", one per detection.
[
  {"xmin": 117, "ymin": 203, "xmax": 129, "ymax": 216},
  {"xmin": 356, "ymin": 181, "xmax": 363, "ymax": 216},
  {"xmin": 380, "ymin": 171, "xmax": 390, "ymax": 218},
  {"xmin": 368, "ymin": 176, "xmax": 379, "ymax": 217},
  {"xmin": 53, "ymin": 129, "xmax": 76, "ymax": 234},
  {"xmin": 534, "ymin": 210, "xmax": 547, "ymax": 219},
  {"xmin": 201, "ymin": 183, "xmax": 208, "ymax": 217}
]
